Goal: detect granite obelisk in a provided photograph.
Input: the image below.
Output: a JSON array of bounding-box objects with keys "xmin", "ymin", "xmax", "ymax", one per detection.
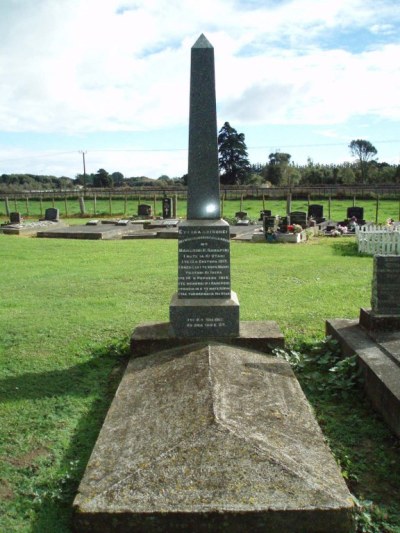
[
  {"xmin": 170, "ymin": 34, "xmax": 239, "ymax": 337},
  {"xmin": 187, "ymin": 34, "xmax": 220, "ymax": 220}
]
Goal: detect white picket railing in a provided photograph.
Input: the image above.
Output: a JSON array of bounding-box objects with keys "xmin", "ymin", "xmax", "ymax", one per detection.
[{"xmin": 356, "ymin": 224, "xmax": 400, "ymax": 255}]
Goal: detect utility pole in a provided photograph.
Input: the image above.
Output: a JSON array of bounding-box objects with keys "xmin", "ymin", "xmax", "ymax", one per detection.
[{"xmin": 79, "ymin": 150, "xmax": 87, "ymax": 193}]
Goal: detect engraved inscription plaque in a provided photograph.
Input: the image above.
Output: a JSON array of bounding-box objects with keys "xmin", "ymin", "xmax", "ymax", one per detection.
[{"xmin": 178, "ymin": 225, "xmax": 231, "ymax": 299}]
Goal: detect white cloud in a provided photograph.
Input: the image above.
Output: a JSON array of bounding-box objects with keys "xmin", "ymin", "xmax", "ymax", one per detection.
[{"xmin": 0, "ymin": 0, "xmax": 399, "ymax": 176}]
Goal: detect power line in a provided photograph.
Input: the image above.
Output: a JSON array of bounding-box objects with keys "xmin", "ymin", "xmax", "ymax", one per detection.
[{"xmin": 0, "ymin": 139, "xmax": 398, "ymax": 164}]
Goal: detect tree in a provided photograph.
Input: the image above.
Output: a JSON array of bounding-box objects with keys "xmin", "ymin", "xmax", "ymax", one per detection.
[
  {"xmin": 111, "ymin": 171, "xmax": 124, "ymax": 187},
  {"xmin": 349, "ymin": 139, "xmax": 377, "ymax": 183},
  {"xmin": 93, "ymin": 168, "xmax": 112, "ymax": 188},
  {"xmin": 218, "ymin": 122, "xmax": 250, "ymax": 184},
  {"xmin": 263, "ymin": 152, "xmax": 292, "ymax": 186}
]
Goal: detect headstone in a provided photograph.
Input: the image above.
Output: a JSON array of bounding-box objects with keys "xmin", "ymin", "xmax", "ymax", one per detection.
[
  {"xmin": 259, "ymin": 209, "xmax": 271, "ymax": 221},
  {"xmin": 162, "ymin": 197, "xmax": 172, "ymax": 218},
  {"xmin": 74, "ymin": 33, "xmax": 354, "ymax": 533},
  {"xmin": 290, "ymin": 211, "xmax": 307, "ymax": 228},
  {"xmin": 371, "ymin": 255, "xmax": 400, "ymax": 315},
  {"xmin": 347, "ymin": 206, "xmax": 364, "ymax": 221},
  {"xmin": 235, "ymin": 211, "xmax": 247, "ymax": 219},
  {"xmin": 137, "ymin": 204, "xmax": 152, "ymax": 217},
  {"xmin": 186, "ymin": 35, "xmax": 220, "ymax": 220},
  {"xmin": 360, "ymin": 255, "xmax": 400, "ymax": 330},
  {"xmin": 263, "ymin": 215, "xmax": 278, "ymax": 233},
  {"xmin": 44, "ymin": 207, "xmax": 59, "ymax": 221},
  {"xmin": 278, "ymin": 216, "xmax": 289, "ymax": 233},
  {"xmin": 170, "ymin": 34, "xmax": 239, "ymax": 338},
  {"xmin": 308, "ymin": 204, "xmax": 324, "ymax": 222},
  {"xmin": 9, "ymin": 212, "xmax": 22, "ymax": 224}
]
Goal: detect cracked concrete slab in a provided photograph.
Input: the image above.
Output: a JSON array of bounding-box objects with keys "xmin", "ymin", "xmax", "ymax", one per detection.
[{"xmin": 73, "ymin": 343, "xmax": 353, "ymax": 532}]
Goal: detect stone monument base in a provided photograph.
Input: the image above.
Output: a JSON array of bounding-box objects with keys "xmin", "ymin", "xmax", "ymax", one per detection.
[
  {"xmin": 170, "ymin": 290, "xmax": 240, "ymax": 338},
  {"xmin": 131, "ymin": 319, "xmax": 284, "ymax": 357},
  {"xmin": 73, "ymin": 343, "xmax": 354, "ymax": 532},
  {"xmin": 359, "ymin": 307, "xmax": 400, "ymax": 331},
  {"xmin": 326, "ymin": 318, "xmax": 400, "ymax": 439}
]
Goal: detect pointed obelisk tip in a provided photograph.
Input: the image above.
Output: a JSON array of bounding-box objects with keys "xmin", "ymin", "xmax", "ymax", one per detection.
[{"xmin": 192, "ymin": 33, "xmax": 213, "ymax": 49}]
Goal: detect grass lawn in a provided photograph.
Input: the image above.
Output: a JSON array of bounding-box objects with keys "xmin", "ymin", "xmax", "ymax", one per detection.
[{"xmin": 0, "ymin": 234, "xmax": 399, "ymax": 531}]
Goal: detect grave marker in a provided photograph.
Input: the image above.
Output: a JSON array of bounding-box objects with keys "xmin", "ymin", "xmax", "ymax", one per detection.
[
  {"xmin": 137, "ymin": 204, "xmax": 152, "ymax": 217},
  {"xmin": 44, "ymin": 207, "xmax": 60, "ymax": 221},
  {"xmin": 9, "ymin": 212, "xmax": 22, "ymax": 224},
  {"xmin": 360, "ymin": 254, "xmax": 400, "ymax": 330},
  {"xmin": 169, "ymin": 34, "xmax": 239, "ymax": 337},
  {"xmin": 162, "ymin": 197, "xmax": 172, "ymax": 218}
]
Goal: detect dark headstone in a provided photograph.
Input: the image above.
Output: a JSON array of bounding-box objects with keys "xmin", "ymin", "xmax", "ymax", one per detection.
[
  {"xmin": 372, "ymin": 255, "xmax": 400, "ymax": 315},
  {"xmin": 137, "ymin": 204, "xmax": 152, "ymax": 217},
  {"xmin": 44, "ymin": 207, "xmax": 59, "ymax": 221},
  {"xmin": 359, "ymin": 255, "xmax": 400, "ymax": 330},
  {"xmin": 290, "ymin": 211, "xmax": 307, "ymax": 228},
  {"xmin": 308, "ymin": 204, "xmax": 324, "ymax": 221},
  {"xmin": 170, "ymin": 34, "xmax": 239, "ymax": 338},
  {"xmin": 162, "ymin": 197, "xmax": 172, "ymax": 218},
  {"xmin": 259, "ymin": 209, "xmax": 271, "ymax": 221},
  {"xmin": 263, "ymin": 215, "xmax": 278, "ymax": 233},
  {"xmin": 9, "ymin": 212, "xmax": 22, "ymax": 224},
  {"xmin": 278, "ymin": 216, "xmax": 289, "ymax": 233},
  {"xmin": 187, "ymin": 35, "xmax": 220, "ymax": 220},
  {"xmin": 235, "ymin": 211, "xmax": 247, "ymax": 219},
  {"xmin": 347, "ymin": 206, "xmax": 364, "ymax": 220}
]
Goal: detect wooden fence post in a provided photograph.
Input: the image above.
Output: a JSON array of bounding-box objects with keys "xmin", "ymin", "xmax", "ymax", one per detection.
[
  {"xmin": 64, "ymin": 194, "xmax": 68, "ymax": 217},
  {"xmin": 4, "ymin": 197, "xmax": 10, "ymax": 216}
]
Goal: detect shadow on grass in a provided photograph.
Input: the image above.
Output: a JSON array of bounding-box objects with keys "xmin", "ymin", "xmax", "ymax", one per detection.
[
  {"xmin": 330, "ymin": 238, "xmax": 371, "ymax": 258},
  {"xmin": 0, "ymin": 339, "xmax": 130, "ymax": 533}
]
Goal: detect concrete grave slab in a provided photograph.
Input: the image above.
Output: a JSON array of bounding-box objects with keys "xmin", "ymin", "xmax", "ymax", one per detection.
[
  {"xmin": 36, "ymin": 224, "xmax": 132, "ymax": 240},
  {"xmin": 326, "ymin": 319, "xmax": 400, "ymax": 438},
  {"xmin": 131, "ymin": 320, "xmax": 284, "ymax": 357},
  {"xmin": 1, "ymin": 220, "xmax": 66, "ymax": 236},
  {"xmin": 73, "ymin": 343, "xmax": 354, "ymax": 532}
]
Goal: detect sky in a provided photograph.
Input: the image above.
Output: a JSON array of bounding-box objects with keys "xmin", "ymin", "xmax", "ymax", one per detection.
[{"xmin": 0, "ymin": 0, "xmax": 399, "ymax": 180}]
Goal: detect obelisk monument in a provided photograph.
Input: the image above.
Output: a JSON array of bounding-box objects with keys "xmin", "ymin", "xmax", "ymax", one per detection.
[{"xmin": 170, "ymin": 34, "xmax": 239, "ymax": 337}]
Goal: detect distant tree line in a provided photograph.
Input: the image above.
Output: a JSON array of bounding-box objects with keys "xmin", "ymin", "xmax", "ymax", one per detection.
[
  {"xmin": 1, "ymin": 130, "xmax": 399, "ymax": 192},
  {"xmin": 217, "ymin": 123, "xmax": 400, "ymax": 187},
  {"xmin": 0, "ymin": 170, "xmax": 185, "ymax": 193}
]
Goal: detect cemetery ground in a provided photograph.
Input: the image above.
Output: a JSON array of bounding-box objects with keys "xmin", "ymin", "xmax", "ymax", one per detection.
[
  {"xmin": 0, "ymin": 234, "xmax": 400, "ymax": 532},
  {"xmin": 1, "ymin": 197, "xmax": 400, "ymax": 224}
]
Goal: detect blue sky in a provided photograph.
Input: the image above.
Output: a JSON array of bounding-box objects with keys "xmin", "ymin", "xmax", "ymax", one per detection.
[{"xmin": 0, "ymin": 0, "xmax": 399, "ymax": 179}]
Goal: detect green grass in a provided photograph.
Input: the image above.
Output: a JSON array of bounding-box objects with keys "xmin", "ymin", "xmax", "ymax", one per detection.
[
  {"xmin": 0, "ymin": 234, "xmax": 399, "ymax": 531},
  {"xmin": 1, "ymin": 197, "xmax": 400, "ymax": 224}
]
